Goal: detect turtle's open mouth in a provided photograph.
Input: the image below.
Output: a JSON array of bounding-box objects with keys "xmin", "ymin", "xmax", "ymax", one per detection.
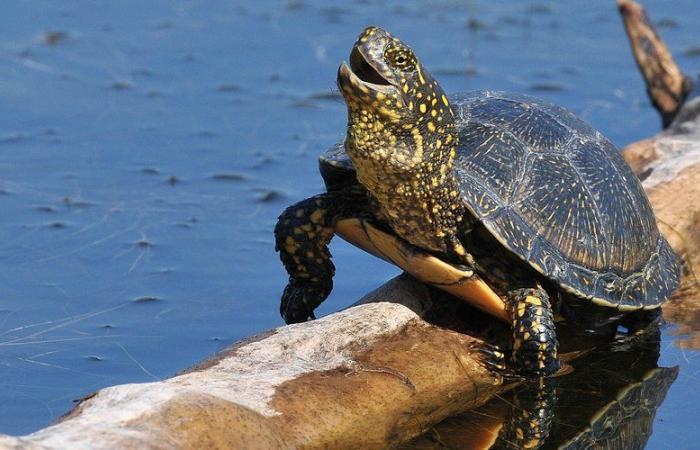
[
  {"xmin": 338, "ymin": 46, "xmax": 396, "ymax": 96},
  {"xmin": 349, "ymin": 47, "xmax": 391, "ymax": 86}
]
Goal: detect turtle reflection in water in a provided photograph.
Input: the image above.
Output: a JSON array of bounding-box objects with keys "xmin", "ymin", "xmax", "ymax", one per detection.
[
  {"xmin": 402, "ymin": 326, "xmax": 677, "ymax": 449},
  {"xmin": 274, "ymin": 26, "xmax": 681, "ymax": 443}
]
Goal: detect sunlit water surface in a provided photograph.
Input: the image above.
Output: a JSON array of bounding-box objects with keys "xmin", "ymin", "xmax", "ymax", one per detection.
[{"xmin": 0, "ymin": 0, "xmax": 699, "ymax": 446}]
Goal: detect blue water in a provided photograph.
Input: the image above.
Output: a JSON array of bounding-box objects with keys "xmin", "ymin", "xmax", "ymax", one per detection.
[{"xmin": 0, "ymin": 0, "xmax": 698, "ymax": 445}]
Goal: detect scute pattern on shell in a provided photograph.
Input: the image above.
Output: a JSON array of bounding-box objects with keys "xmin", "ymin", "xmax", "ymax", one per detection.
[{"xmin": 453, "ymin": 91, "xmax": 680, "ymax": 309}]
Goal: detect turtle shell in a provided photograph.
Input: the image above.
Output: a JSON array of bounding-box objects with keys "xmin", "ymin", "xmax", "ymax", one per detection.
[{"xmin": 452, "ymin": 91, "xmax": 680, "ymax": 309}]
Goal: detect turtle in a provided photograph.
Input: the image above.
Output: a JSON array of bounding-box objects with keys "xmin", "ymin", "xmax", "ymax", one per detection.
[{"xmin": 274, "ymin": 26, "xmax": 681, "ymax": 377}]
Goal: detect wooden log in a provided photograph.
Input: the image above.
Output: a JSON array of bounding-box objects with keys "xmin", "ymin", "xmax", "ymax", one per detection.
[
  {"xmin": 0, "ymin": 277, "xmax": 506, "ymax": 450},
  {"xmin": 618, "ymin": 0, "xmax": 694, "ymax": 127},
  {"xmin": 1, "ymin": 2, "xmax": 699, "ymax": 448}
]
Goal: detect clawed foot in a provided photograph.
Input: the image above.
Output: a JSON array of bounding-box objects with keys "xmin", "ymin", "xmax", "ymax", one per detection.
[
  {"xmin": 478, "ymin": 342, "xmax": 508, "ymax": 372},
  {"xmin": 478, "ymin": 342, "xmax": 524, "ymax": 384},
  {"xmin": 280, "ymin": 280, "xmax": 331, "ymax": 324}
]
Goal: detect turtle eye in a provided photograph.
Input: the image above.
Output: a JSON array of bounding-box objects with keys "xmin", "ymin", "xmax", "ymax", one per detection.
[{"xmin": 384, "ymin": 43, "xmax": 416, "ymax": 71}]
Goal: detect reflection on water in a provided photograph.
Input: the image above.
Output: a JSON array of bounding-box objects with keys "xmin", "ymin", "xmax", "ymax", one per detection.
[
  {"xmin": 0, "ymin": 0, "xmax": 699, "ymax": 444},
  {"xmin": 404, "ymin": 326, "xmax": 677, "ymax": 449},
  {"xmin": 664, "ymin": 285, "xmax": 700, "ymax": 350}
]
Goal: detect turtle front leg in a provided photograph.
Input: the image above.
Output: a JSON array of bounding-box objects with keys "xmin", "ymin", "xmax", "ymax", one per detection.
[
  {"xmin": 275, "ymin": 190, "xmax": 369, "ymax": 324},
  {"xmin": 505, "ymin": 287, "xmax": 560, "ymax": 377}
]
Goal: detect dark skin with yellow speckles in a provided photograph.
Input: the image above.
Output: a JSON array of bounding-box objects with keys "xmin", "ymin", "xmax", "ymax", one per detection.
[{"xmin": 276, "ymin": 27, "xmax": 679, "ymax": 390}]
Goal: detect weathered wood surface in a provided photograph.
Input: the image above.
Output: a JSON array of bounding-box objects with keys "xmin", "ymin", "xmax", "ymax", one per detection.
[
  {"xmin": 618, "ymin": 0, "xmax": 693, "ymax": 127},
  {"xmin": 0, "ymin": 277, "xmax": 506, "ymax": 450},
  {"xmin": 1, "ymin": 1, "xmax": 699, "ymax": 448}
]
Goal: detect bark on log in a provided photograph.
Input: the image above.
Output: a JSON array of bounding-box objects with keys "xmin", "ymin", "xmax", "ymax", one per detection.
[
  {"xmin": 618, "ymin": 0, "xmax": 694, "ymax": 127},
  {"xmin": 0, "ymin": 277, "xmax": 507, "ymax": 450},
  {"xmin": 1, "ymin": 2, "xmax": 699, "ymax": 448}
]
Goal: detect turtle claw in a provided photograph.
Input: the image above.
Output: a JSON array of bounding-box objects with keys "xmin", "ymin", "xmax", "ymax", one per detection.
[
  {"xmin": 280, "ymin": 280, "xmax": 329, "ymax": 324},
  {"xmin": 477, "ymin": 343, "xmax": 516, "ymax": 379}
]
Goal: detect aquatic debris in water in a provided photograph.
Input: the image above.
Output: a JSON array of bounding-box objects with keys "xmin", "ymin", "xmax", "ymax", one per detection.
[
  {"xmin": 133, "ymin": 296, "xmax": 161, "ymax": 304},
  {"xmin": 133, "ymin": 238, "xmax": 153, "ymax": 249},
  {"xmin": 63, "ymin": 197, "xmax": 94, "ymax": 209},
  {"xmin": 0, "ymin": 133, "xmax": 27, "ymax": 144},
  {"xmin": 308, "ymin": 91, "xmax": 342, "ymax": 101},
  {"xmin": 466, "ymin": 18, "xmax": 487, "ymax": 30},
  {"xmin": 683, "ymin": 46, "xmax": 700, "ymax": 57},
  {"xmin": 42, "ymin": 31, "xmax": 70, "ymax": 46},
  {"xmin": 529, "ymin": 82, "xmax": 566, "ymax": 92},
  {"xmin": 211, "ymin": 173, "xmax": 246, "ymax": 182},
  {"xmin": 253, "ymin": 189, "xmax": 283, "ymax": 203},
  {"xmin": 216, "ymin": 83, "xmax": 241, "ymax": 93},
  {"xmin": 109, "ymin": 81, "xmax": 133, "ymax": 91},
  {"xmin": 656, "ymin": 18, "xmax": 679, "ymax": 29},
  {"xmin": 47, "ymin": 221, "xmax": 68, "ymax": 229}
]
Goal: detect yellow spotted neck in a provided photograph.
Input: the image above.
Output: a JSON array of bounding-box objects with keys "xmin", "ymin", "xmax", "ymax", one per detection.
[{"xmin": 346, "ymin": 120, "xmax": 465, "ymax": 255}]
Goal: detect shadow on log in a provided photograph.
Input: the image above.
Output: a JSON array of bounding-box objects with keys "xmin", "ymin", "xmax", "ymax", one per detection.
[{"xmin": 1, "ymin": 1, "xmax": 699, "ymax": 448}]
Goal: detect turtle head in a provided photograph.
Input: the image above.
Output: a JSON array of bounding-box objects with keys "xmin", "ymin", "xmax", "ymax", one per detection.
[{"xmin": 338, "ymin": 27, "xmax": 457, "ymax": 172}]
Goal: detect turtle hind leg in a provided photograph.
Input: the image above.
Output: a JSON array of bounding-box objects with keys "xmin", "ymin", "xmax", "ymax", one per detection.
[
  {"xmin": 506, "ymin": 287, "xmax": 560, "ymax": 377},
  {"xmin": 275, "ymin": 195, "xmax": 338, "ymax": 324}
]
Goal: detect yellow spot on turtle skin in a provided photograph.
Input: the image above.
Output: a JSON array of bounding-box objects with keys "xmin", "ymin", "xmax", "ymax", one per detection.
[
  {"xmin": 453, "ymin": 242, "xmax": 467, "ymax": 256},
  {"xmin": 309, "ymin": 209, "xmax": 325, "ymax": 224},
  {"xmin": 419, "ymin": 103, "xmax": 427, "ymax": 113},
  {"xmin": 524, "ymin": 296, "xmax": 542, "ymax": 306},
  {"xmin": 418, "ymin": 69, "xmax": 425, "ymax": 84},
  {"xmin": 442, "ymin": 94, "xmax": 449, "ymax": 106},
  {"xmin": 431, "ymin": 98, "xmax": 438, "ymax": 106},
  {"xmin": 427, "ymin": 121, "xmax": 436, "ymax": 132},
  {"xmin": 416, "ymin": 92, "xmax": 423, "ymax": 99},
  {"xmin": 517, "ymin": 304, "xmax": 526, "ymax": 317},
  {"xmin": 523, "ymin": 332, "xmax": 530, "ymax": 340},
  {"xmin": 402, "ymin": 84, "xmax": 409, "ymax": 94},
  {"xmin": 376, "ymin": 92, "xmax": 386, "ymax": 101},
  {"xmin": 436, "ymin": 139, "xmax": 442, "ymax": 149}
]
